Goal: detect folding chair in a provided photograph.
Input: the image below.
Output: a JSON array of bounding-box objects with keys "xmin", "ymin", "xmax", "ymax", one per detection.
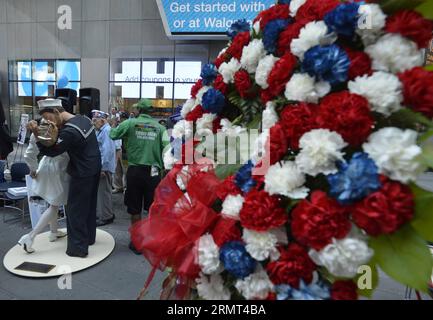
[{"xmin": 0, "ymin": 162, "xmax": 30, "ymax": 224}]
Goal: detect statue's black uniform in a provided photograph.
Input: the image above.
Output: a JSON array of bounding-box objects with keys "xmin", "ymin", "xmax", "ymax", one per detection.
[{"xmin": 37, "ymin": 115, "xmax": 101, "ymax": 257}]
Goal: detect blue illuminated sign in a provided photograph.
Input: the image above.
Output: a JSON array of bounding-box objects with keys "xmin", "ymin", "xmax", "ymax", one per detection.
[{"xmin": 156, "ymin": 0, "xmax": 275, "ymax": 39}]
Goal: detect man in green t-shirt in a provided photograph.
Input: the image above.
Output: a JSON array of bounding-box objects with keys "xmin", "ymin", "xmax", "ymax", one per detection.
[{"xmin": 110, "ymin": 99, "xmax": 170, "ymax": 254}]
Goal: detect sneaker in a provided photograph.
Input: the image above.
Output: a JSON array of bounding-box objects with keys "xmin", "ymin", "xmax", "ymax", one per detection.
[
  {"xmin": 18, "ymin": 234, "xmax": 35, "ymax": 254},
  {"xmin": 49, "ymin": 230, "xmax": 67, "ymax": 242}
]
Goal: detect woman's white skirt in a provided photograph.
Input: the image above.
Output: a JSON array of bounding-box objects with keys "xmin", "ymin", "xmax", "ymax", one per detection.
[{"xmin": 32, "ymin": 154, "xmax": 70, "ymax": 206}]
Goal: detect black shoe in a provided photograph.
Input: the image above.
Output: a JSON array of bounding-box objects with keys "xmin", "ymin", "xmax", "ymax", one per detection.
[
  {"xmin": 66, "ymin": 251, "xmax": 88, "ymax": 258},
  {"xmin": 96, "ymin": 216, "xmax": 115, "ymax": 227},
  {"xmin": 129, "ymin": 242, "xmax": 141, "ymax": 255}
]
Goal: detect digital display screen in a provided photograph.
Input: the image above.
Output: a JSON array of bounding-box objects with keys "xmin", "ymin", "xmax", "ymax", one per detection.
[{"xmin": 157, "ymin": 0, "xmax": 275, "ymax": 37}]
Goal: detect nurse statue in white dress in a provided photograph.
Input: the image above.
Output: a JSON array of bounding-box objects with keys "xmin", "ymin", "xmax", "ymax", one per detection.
[{"xmin": 18, "ymin": 99, "xmax": 71, "ymax": 253}]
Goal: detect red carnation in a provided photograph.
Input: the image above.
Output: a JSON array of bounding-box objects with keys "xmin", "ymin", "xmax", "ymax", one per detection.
[
  {"xmin": 331, "ymin": 280, "xmax": 358, "ymax": 300},
  {"xmin": 226, "ymin": 31, "xmax": 250, "ymax": 60},
  {"xmin": 352, "ymin": 176, "xmax": 414, "ymax": 236},
  {"xmin": 239, "ymin": 189, "xmax": 287, "ymax": 231},
  {"xmin": 317, "ymin": 91, "xmax": 374, "ymax": 146},
  {"xmin": 266, "ymin": 53, "xmax": 297, "ymax": 99},
  {"xmin": 385, "ymin": 10, "xmax": 433, "ymax": 48},
  {"xmin": 280, "ymin": 103, "xmax": 319, "ymax": 150},
  {"xmin": 213, "ymin": 74, "xmax": 228, "ymax": 95},
  {"xmin": 296, "ymin": 0, "xmax": 340, "ymax": 25},
  {"xmin": 344, "ymin": 47, "xmax": 373, "ymax": 80},
  {"xmin": 234, "ymin": 69, "xmax": 253, "ymax": 98},
  {"xmin": 277, "ymin": 22, "xmax": 304, "ymax": 56},
  {"xmin": 260, "ymin": 88, "xmax": 275, "ymax": 104},
  {"xmin": 254, "ymin": 4, "xmax": 290, "ymax": 30},
  {"xmin": 291, "ymin": 191, "xmax": 351, "ymax": 251},
  {"xmin": 265, "ymin": 122, "xmax": 290, "ymax": 165},
  {"xmin": 266, "ymin": 243, "xmax": 316, "ymax": 288},
  {"xmin": 398, "ymin": 67, "xmax": 433, "ymax": 118},
  {"xmin": 211, "ymin": 217, "xmax": 241, "ymax": 247},
  {"xmin": 214, "ymin": 52, "xmax": 229, "ymax": 69},
  {"xmin": 185, "ymin": 105, "xmax": 205, "ymax": 122},
  {"xmin": 216, "ymin": 175, "xmax": 241, "ymax": 200},
  {"xmin": 190, "ymin": 79, "xmax": 203, "ymax": 99}
]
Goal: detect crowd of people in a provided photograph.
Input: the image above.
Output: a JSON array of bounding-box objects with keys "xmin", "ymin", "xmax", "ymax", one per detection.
[{"xmin": 14, "ymin": 97, "xmax": 170, "ymax": 257}]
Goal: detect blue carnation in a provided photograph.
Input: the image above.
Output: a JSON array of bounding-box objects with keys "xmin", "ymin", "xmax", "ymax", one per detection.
[
  {"xmin": 220, "ymin": 241, "xmax": 256, "ymax": 279},
  {"xmin": 276, "ymin": 281, "xmax": 331, "ymax": 300},
  {"xmin": 263, "ymin": 19, "xmax": 291, "ymax": 54},
  {"xmin": 202, "ymin": 88, "xmax": 225, "ymax": 114},
  {"xmin": 324, "ymin": 2, "xmax": 361, "ymax": 38},
  {"xmin": 327, "ymin": 152, "xmax": 381, "ymax": 205},
  {"xmin": 235, "ymin": 160, "xmax": 257, "ymax": 194},
  {"xmin": 302, "ymin": 44, "xmax": 350, "ymax": 86},
  {"xmin": 200, "ymin": 63, "xmax": 218, "ymax": 86},
  {"xmin": 227, "ymin": 19, "xmax": 251, "ymax": 39}
]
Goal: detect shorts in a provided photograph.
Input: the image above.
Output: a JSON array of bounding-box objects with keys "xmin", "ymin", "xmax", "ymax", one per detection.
[{"xmin": 124, "ymin": 165, "xmax": 161, "ymax": 215}]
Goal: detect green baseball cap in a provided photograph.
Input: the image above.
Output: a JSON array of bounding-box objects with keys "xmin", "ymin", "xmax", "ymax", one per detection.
[{"xmin": 133, "ymin": 98, "xmax": 153, "ymax": 110}]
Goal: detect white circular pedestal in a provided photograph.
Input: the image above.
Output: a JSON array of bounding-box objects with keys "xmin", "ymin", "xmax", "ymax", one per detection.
[{"xmin": 3, "ymin": 228, "xmax": 115, "ymax": 278}]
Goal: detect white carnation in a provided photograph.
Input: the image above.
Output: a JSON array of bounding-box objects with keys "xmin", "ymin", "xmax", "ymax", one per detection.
[
  {"xmin": 221, "ymin": 194, "xmax": 244, "ymax": 220},
  {"xmin": 195, "ymin": 86, "xmax": 210, "ymax": 105},
  {"xmin": 243, "ymin": 229, "xmax": 280, "ymax": 261},
  {"xmin": 181, "ymin": 98, "xmax": 197, "ymax": 119},
  {"xmin": 309, "ymin": 237, "xmax": 374, "ymax": 278},
  {"xmin": 198, "ymin": 234, "xmax": 221, "ymax": 275},
  {"xmin": 235, "ymin": 267, "xmax": 274, "ymax": 300},
  {"xmin": 290, "ymin": 0, "xmax": 307, "ymax": 17},
  {"xmin": 365, "ymin": 33, "xmax": 423, "ymax": 73},
  {"xmin": 291, "ymin": 21, "xmax": 331, "ymax": 60},
  {"xmin": 363, "ymin": 127, "xmax": 423, "ymax": 183},
  {"xmin": 356, "ymin": 4, "xmax": 387, "ymax": 46},
  {"xmin": 196, "ymin": 273, "xmax": 231, "ymax": 300},
  {"xmin": 172, "ymin": 120, "xmax": 193, "ymax": 139},
  {"xmin": 265, "ymin": 161, "xmax": 309, "ymax": 199},
  {"xmin": 285, "ymin": 73, "xmax": 331, "ymax": 103},
  {"xmin": 196, "ymin": 113, "xmax": 218, "ymax": 136},
  {"xmin": 241, "ymin": 39, "xmax": 266, "ymax": 74},
  {"xmin": 296, "ymin": 129, "xmax": 348, "ymax": 177},
  {"xmin": 220, "ymin": 118, "xmax": 246, "ymax": 137},
  {"xmin": 262, "ymin": 102, "xmax": 279, "ymax": 130},
  {"xmin": 218, "ymin": 58, "xmax": 241, "ymax": 84},
  {"xmin": 348, "ymin": 71, "xmax": 403, "ymax": 116},
  {"xmin": 255, "ymin": 55, "xmax": 279, "ymax": 89},
  {"xmin": 163, "ymin": 148, "xmax": 177, "ymax": 170}
]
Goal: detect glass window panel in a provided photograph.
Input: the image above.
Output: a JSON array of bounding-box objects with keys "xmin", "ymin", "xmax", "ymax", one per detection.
[
  {"xmin": 56, "ymin": 60, "xmax": 81, "ymax": 82},
  {"xmin": 33, "ymin": 61, "xmax": 55, "ymax": 82},
  {"xmin": 142, "ymin": 60, "xmax": 173, "ymax": 83},
  {"xmin": 174, "ymin": 61, "xmax": 201, "ymax": 83},
  {"xmin": 34, "ymin": 82, "xmax": 56, "ymax": 97},
  {"xmin": 111, "ymin": 59, "xmax": 141, "ymax": 82},
  {"xmin": 174, "ymin": 83, "xmax": 194, "ymax": 100},
  {"xmin": 141, "ymin": 83, "xmax": 173, "ymax": 99},
  {"xmin": 112, "ymin": 82, "xmax": 140, "ymax": 99},
  {"xmin": 110, "ymin": 83, "xmax": 139, "ymax": 111},
  {"xmin": 11, "ymin": 61, "xmax": 32, "ymax": 81}
]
